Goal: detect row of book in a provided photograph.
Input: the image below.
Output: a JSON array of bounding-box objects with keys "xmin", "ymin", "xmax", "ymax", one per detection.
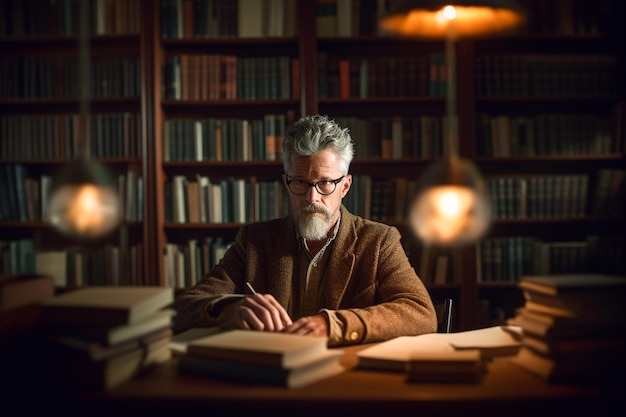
[
  {"xmin": 0, "ymin": 113, "xmax": 142, "ymax": 161},
  {"xmin": 0, "ymin": 57, "xmax": 140, "ymax": 99},
  {"xmin": 0, "ymin": 165, "xmax": 143, "ymax": 223},
  {"xmin": 162, "ymin": 54, "xmax": 296, "ymax": 101},
  {"xmin": 0, "ymin": 238, "xmax": 146, "ymax": 287},
  {"xmin": 336, "ymin": 115, "xmax": 452, "ymax": 159},
  {"xmin": 163, "ymin": 114, "xmax": 289, "ymax": 162},
  {"xmin": 160, "ymin": 170, "xmax": 622, "ymax": 227},
  {"xmin": 518, "ymin": 0, "xmax": 617, "ymax": 37},
  {"xmin": 475, "ymin": 113, "xmax": 616, "ymax": 157},
  {"xmin": 509, "ymin": 274, "xmax": 626, "ymax": 383},
  {"xmin": 163, "ymin": 238, "xmax": 232, "ymax": 288},
  {"xmin": 316, "ymin": 0, "xmax": 391, "ymax": 38},
  {"xmin": 163, "ymin": 174, "xmax": 419, "ymax": 226},
  {"xmin": 164, "ymin": 176, "xmax": 290, "ymax": 225},
  {"xmin": 477, "ymin": 235, "xmax": 625, "ymax": 283},
  {"xmin": 0, "ymin": 0, "xmax": 141, "ymax": 37},
  {"xmin": 475, "ymin": 55, "xmax": 617, "ymax": 97},
  {"xmin": 489, "ymin": 170, "xmax": 626, "ymax": 219},
  {"xmin": 486, "ymin": 175, "xmax": 589, "ymax": 220},
  {"xmin": 592, "ymin": 168, "xmax": 626, "ymax": 217},
  {"xmin": 318, "ymin": 53, "xmax": 444, "ymax": 99},
  {"xmin": 345, "ymin": 176, "xmax": 416, "ymax": 223},
  {"xmin": 162, "ymin": 114, "xmax": 451, "ymax": 162},
  {"xmin": 160, "ymin": 0, "xmax": 296, "ymax": 39}
]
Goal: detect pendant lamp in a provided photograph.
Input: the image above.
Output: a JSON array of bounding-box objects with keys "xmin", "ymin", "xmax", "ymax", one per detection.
[
  {"xmin": 380, "ymin": 0, "xmax": 526, "ymax": 246},
  {"xmin": 48, "ymin": 0, "xmax": 121, "ymax": 239}
]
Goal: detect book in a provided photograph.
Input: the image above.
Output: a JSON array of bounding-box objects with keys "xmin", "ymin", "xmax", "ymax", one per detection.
[
  {"xmin": 406, "ymin": 349, "xmax": 487, "ymax": 384},
  {"xmin": 35, "ymin": 251, "xmax": 68, "ymax": 287},
  {"xmin": 178, "ymin": 349, "xmax": 345, "ymax": 389},
  {"xmin": 34, "ymin": 327, "xmax": 173, "ymax": 362},
  {"xmin": 508, "ymin": 307, "xmax": 623, "ymax": 339},
  {"xmin": 510, "ymin": 345, "xmax": 626, "ymax": 383},
  {"xmin": 186, "ymin": 330, "xmax": 329, "ymax": 368},
  {"xmin": 519, "ymin": 274, "xmax": 626, "ymax": 296},
  {"xmin": 522, "ymin": 299, "xmax": 624, "ymax": 325},
  {"xmin": 237, "ymin": 0, "xmax": 263, "ymax": 37},
  {"xmin": 357, "ymin": 326, "xmax": 522, "ymax": 372},
  {"xmin": 521, "ymin": 333, "xmax": 626, "ymax": 357},
  {"xmin": 41, "ymin": 335, "xmax": 172, "ymax": 391},
  {"xmin": 0, "ymin": 274, "xmax": 55, "ymax": 313},
  {"xmin": 34, "ymin": 308, "xmax": 175, "ymax": 345},
  {"xmin": 39, "ymin": 287, "xmax": 174, "ymax": 326},
  {"xmin": 519, "ymin": 274, "xmax": 626, "ymax": 314}
]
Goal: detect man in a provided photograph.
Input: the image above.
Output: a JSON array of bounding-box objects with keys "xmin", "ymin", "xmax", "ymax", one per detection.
[{"xmin": 173, "ymin": 115, "xmax": 437, "ymax": 346}]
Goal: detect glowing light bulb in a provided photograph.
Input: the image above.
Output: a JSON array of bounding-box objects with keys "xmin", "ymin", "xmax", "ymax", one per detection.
[
  {"xmin": 442, "ymin": 5, "xmax": 457, "ymax": 20},
  {"xmin": 49, "ymin": 183, "xmax": 120, "ymax": 239},
  {"xmin": 409, "ymin": 157, "xmax": 492, "ymax": 247},
  {"xmin": 411, "ymin": 185, "xmax": 490, "ymax": 246},
  {"xmin": 47, "ymin": 157, "xmax": 122, "ymax": 239}
]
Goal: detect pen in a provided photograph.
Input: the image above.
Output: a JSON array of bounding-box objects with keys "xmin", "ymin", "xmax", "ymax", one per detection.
[{"xmin": 246, "ymin": 282, "xmax": 257, "ymax": 295}]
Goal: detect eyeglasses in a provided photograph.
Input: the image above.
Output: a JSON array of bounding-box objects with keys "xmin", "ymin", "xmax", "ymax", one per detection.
[{"xmin": 285, "ymin": 175, "xmax": 345, "ymax": 196}]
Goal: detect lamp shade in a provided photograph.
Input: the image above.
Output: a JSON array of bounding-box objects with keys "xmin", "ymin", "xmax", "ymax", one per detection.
[
  {"xmin": 48, "ymin": 158, "xmax": 121, "ymax": 239},
  {"xmin": 380, "ymin": 0, "xmax": 527, "ymax": 38},
  {"xmin": 410, "ymin": 157, "xmax": 492, "ymax": 246}
]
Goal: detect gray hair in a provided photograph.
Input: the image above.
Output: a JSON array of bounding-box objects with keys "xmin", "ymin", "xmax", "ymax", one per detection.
[{"xmin": 282, "ymin": 115, "xmax": 354, "ymax": 175}]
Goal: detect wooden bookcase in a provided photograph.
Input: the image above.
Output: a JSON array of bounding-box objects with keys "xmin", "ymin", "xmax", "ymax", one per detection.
[
  {"xmin": 1, "ymin": 0, "xmax": 624, "ymax": 331},
  {"xmin": 0, "ymin": 0, "xmax": 151, "ymax": 287}
]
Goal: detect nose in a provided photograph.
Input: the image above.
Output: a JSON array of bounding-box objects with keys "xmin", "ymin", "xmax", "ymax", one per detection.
[{"xmin": 305, "ymin": 185, "xmax": 322, "ymax": 203}]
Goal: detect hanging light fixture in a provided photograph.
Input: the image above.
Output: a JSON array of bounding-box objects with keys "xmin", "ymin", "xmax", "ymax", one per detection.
[
  {"xmin": 380, "ymin": 0, "xmax": 526, "ymax": 246},
  {"xmin": 48, "ymin": 0, "xmax": 121, "ymax": 239}
]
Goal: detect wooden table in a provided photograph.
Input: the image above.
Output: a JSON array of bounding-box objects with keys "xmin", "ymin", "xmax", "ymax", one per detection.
[{"xmin": 18, "ymin": 345, "xmax": 622, "ymax": 417}]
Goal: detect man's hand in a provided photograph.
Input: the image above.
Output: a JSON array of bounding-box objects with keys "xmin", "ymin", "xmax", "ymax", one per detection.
[
  {"xmin": 285, "ymin": 315, "xmax": 329, "ymax": 337},
  {"xmin": 218, "ymin": 293, "xmax": 292, "ymax": 332}
]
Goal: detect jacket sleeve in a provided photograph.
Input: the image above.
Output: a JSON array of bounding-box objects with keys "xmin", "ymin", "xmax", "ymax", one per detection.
[
  {"xmin": 327, "ymin": 226, "xmax": 437, "ymax": 346},
  {"xmin": 171, "ymin": 228, "xmax": 249, "ymax": 334}
]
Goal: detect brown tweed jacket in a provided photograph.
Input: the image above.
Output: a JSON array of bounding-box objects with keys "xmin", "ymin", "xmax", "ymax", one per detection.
[{"xmin": 172, "ymin": 206, "xmax": 437, "ymax": 346}]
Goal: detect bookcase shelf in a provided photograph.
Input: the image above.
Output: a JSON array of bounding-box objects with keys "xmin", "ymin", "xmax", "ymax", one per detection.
[{"xmin": 3, "ymin": 0, "xmax": 624, "ymax": 331}]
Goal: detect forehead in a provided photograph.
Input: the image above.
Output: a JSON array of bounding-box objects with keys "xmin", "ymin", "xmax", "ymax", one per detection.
[{"xmin": 288, "ymin": 149, "xmax": 342, "ymax": 178}]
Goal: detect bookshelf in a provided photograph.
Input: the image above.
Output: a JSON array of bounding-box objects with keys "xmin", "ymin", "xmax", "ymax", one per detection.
[
  {"xmin": 0, "ymin": 0, "xmax": 149, "ymax": 287},
  {"xmin": 150, "ymin": 0, "xmax": 302, "ymax": 288},
  {"xmin": 1, "ymin": 0, "xmax": 624, "ymax": 331},
  {"xmin": 468, "ymin": 0, "xmax": 626, "ymax": 327}
]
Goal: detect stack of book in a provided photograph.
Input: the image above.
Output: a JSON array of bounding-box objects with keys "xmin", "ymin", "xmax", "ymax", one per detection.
[
  {"xmin": 32, "ymin": 286, "xmax": 175, "ymax": 390},
  {"xmin": 177, "ymin": 329, "xmax": 346, "ymax": 388},
  {"xmin": 509, "ymin": 274, "xmax": 626, "ymax": 383}
]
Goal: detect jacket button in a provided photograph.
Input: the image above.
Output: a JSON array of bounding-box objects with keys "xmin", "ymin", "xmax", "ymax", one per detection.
[{"xmin": 350, "ymin": 332, "xmax": 358, "ymax": 340}]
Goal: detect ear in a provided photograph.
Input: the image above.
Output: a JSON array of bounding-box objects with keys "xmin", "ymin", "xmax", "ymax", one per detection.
[{"xmin": 340, "ymin": 174, "xmax": 352, "ymax": 198}]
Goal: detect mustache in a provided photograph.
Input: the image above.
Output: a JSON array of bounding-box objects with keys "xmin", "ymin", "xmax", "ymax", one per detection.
[{"xmin": 297, "ymin": 205, "xmax": 330, "ymax": 217}]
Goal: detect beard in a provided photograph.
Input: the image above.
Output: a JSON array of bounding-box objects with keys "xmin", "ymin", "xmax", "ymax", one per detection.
[{"xmin": 295, "ymin": 204, "xmax": 334, "ymax": 241}]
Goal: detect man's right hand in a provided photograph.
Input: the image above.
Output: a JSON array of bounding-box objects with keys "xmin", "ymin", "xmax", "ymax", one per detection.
[{"xmin": 217, "ymin": 293, "xmax": 293, "ymax": 332}]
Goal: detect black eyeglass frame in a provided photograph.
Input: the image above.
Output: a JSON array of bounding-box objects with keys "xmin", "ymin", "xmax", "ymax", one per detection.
[{"xmin": 284, "ymin": 175, "xmax": 345, "ymax": 195}]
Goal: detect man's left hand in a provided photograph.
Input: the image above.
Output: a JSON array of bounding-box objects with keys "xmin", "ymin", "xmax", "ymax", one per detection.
[{"xmin": 284, "ymin": 314, "xmax": 329, "ymax": 337}]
